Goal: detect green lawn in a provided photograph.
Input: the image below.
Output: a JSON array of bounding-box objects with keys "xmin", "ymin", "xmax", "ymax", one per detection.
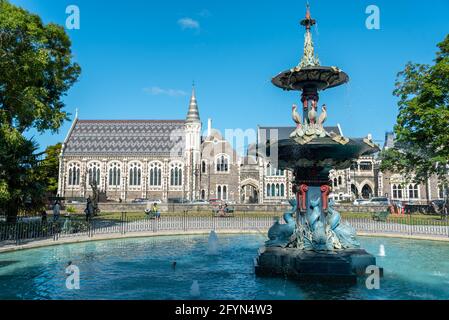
[
  {"xmin": 38, "ymin": 210, "xmax": 449, "ymax": 226},
  {"xmin": 56, "ymin": 210, "xmax": 282, "ymax": 221}
]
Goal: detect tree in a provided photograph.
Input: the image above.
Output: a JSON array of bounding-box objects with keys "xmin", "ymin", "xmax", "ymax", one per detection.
[
  {"xmin": 40, "ymin": 143, "xmax": 62, "ymax": 195},
  {"xmin": 381, "ymin": 35, "xmax": 449, "ymax": 184},
  {"xmin": 0, "ymin": 0, "xmax": 80, "ymax": 222},
  {"xmin": 0, "ymin": 125, "xmax": 45, "ymax": 219}
]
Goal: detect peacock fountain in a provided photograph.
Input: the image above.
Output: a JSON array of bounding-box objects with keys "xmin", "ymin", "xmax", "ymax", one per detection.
[{"xmin": 254, "ymin": 5, "xmax": 381, "ymax": 282}]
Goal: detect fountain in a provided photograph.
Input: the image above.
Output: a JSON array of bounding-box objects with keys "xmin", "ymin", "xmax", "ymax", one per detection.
[
  {"xmin": 378, "ymin": 245, "xmax": 386, "ymax": 257},
  {"xmin": 190, "ymin": 280, "xmax": 200, "ymax": 298},
  {"xmin": 254, "ymin": 5, "xmax": 381, "ymax": 282},
  {"xmin": 207, "ymin": 230, "xmax": 219, "ymax": 255}
]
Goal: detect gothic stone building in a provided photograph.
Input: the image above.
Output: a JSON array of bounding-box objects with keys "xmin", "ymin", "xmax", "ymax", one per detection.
[
  {"xmin": 58, "ymin": 90, "xmax": 447, "ymax": 205},
  {"xmin": 329, "ymin": 133, "xmax": 447, "ymax": 204}
]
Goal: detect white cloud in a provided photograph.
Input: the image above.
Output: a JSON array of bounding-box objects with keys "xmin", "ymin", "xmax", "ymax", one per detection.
[
  {"xmin": 143, "ymin": 86, "xmax": 187, "ymax": 97},
  {"xmin": 177, "ymin": 17, "xmax": 200, "ymax": 30}
]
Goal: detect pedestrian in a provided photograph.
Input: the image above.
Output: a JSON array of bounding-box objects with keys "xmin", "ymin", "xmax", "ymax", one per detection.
[
  {"xmin": 443, "ymin": 201, "xmax": 448, "ymax": 221},
  {"xmin": 41, "ymin": 209, "xmax": 47, "ymax": 224},
  {"xmin": 85, "ymin": 197, "xmax": 94, "ymax": 222},
  {"xmin": 53, "ymin": 201, "xmax": 61, "ymax": 222}
]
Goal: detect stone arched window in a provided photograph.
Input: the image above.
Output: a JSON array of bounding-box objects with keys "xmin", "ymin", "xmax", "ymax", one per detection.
[
  {"xmin": 149, "ymin": 162, "xmax": 162, "ymax": 186},
  {"xmin": 266, "ymin": 183, "xmax": 271, "ymax": 197},
  {"xmin": 67, "ymin": 162, "xmax": 81, "ymax": 186},
  {"xmin": 201, "ymin": 190, "xmax": 206, "ymax": 200},
  {"xmin": 216, "ymin": 185, "xmax": 227, "ymax": 200},
  {"xmin": 201, "ymin": 161, "xmax": 207, "ymax": 174},
  {"xmin": 275, "ymin": 184, "xmax": 280, "ymax": 197},
  {"xmin": 216, "ymin": 154, "xmax": 229, "ymax": 173},
  {"xmin": 88, "ymin": 162, "xmax": 101, "ymax": 186},
  {"xmin": 108, "ymin": 162, "xmax": 121, "ymax": 187},
  {"xmin": 338, "ymin": 176, "xmax": 342, "ymax": 185},
  {"xmin": 280, "ymin": 184, "xmax": 285, "ymax": 197},
  {"xmin": 392, "ymin": 184, "xmax": 403, "ymax": 199},
  {"xmin": 217, "ymin": 185, "xmax": 222, "ymax": 200},
  {"xmin": 271, "ymin": 184, "xmax": 276, "ymax": 197},
  {"xmin": 129, "ymin": 162, "xmax": 142, "ymax": 186},
  {"xmin": 408, "ymin": 184, "xmax": 419, "ymax": 199},
  {"xmin": 333, "ymin": 178, "xmax": 338, "ymax": 187},
  {"xmin": 222, "ymin": 185, "xmax": 227, "ymax": 200},
  {"xmin": 170, "ymin": 162, "xmax": 183, "ymax": 186}
]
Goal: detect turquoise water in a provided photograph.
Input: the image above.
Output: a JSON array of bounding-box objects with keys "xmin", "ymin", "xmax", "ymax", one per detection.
[{"xmin": 0, "ymin": 234, "xmax": 449, "ymax": 300}]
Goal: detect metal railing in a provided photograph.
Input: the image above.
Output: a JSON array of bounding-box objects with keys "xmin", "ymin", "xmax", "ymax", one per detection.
[
  {"xmin": 1, "ymin": 214, "xmax": 448, "ymax": 247},
  {"xmin": 346, "ymin": 217, "xmax": 449, "ymax": 237}
]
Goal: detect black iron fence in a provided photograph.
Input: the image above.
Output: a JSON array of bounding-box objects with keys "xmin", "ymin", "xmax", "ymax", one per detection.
[{"xmin": 1, "ymin": 214, "xmax": 448, "ymax": 247}]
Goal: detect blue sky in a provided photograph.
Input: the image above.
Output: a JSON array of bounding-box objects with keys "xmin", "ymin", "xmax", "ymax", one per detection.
[{"xmin": 11, "ymin": 0, "xmax": 449, "ymax": 150}]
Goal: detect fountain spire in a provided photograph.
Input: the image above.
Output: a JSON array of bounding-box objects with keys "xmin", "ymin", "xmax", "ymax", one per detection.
[{"xmin": 298, "ymin": 3, "xmax": 320, "ymax": 68}]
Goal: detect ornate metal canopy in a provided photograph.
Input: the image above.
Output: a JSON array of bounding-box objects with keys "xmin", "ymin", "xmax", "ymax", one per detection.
[{"xmin": 272, "ymin": 66, "xmax": 349, "ymax": 92}]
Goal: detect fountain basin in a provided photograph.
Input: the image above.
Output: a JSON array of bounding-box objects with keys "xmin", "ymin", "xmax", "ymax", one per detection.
[
  {"xmin": 255, "ymin": 247, "xmax": 380, "ymax": 283},
  {"xmin": 1, "ymin": 234, "xmax": 449, "ymax": 299},
  {"xmin": 272, "ymin": 137, "xmax": 379, "ymax": 172}
]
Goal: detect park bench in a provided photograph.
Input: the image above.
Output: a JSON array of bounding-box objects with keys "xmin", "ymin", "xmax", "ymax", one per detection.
[{"xmin": 372, "ymin": 211, "xmax": 389, "ymax": 222}]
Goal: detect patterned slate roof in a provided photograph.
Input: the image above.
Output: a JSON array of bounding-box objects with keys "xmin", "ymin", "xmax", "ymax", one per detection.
[{"xmin": 63, "ymin": 120, "xmax": 186, "ymax": 156}]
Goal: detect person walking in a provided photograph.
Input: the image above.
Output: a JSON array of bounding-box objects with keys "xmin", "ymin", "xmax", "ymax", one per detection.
[{"xmin": 53, "ymin": 201, "xmax": 61, "ymax": 222}]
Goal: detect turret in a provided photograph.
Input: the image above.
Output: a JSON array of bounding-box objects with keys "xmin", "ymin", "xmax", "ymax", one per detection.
[{"xmin": 185, "ymin": 84, "xmax": 202, "ymax": 200}]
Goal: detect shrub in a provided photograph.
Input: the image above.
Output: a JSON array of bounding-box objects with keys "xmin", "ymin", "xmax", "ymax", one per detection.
[{"xmin": 66, "ymin": 206, "xmax": 77, "ymax": 214}]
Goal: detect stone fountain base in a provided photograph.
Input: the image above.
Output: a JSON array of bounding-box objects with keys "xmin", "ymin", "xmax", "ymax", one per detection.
[{"xmin": 254, "ymin": 246, "xmax": 381, "ymax": 283}]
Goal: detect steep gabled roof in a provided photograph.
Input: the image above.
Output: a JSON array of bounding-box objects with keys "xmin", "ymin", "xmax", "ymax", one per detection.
[{"xmin": 62, "ymin": 120, "xmax": 186, "ymax": 156}]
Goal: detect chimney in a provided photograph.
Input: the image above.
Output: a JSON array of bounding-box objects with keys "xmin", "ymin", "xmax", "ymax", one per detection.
[{"xmin": 207, "ymin": 118, "xmax": 212, "ymax": 137}]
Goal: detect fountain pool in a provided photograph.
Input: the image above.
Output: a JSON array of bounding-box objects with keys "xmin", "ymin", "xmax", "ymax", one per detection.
[{"xmin": 0, "ymin": 234, "xmax": 448, "ymax": 300}]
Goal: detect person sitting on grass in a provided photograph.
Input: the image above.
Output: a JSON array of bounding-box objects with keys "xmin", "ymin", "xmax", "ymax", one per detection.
[{"xmin": 152, "ymin": 203, "xmax": 160, "ymax": 219}]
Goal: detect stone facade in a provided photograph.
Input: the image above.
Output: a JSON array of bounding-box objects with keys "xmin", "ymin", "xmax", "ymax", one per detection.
[
  {"xmin": 58, "ymin": 93, "xmax": 447, "ymax": 205},
  {"xmin": 328, "ymin": 133, "xmax": 448, "ymax": 204}
]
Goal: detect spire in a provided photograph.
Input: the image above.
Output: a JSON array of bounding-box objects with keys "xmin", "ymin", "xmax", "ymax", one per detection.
[
  {"xmin": 298, "ymin": 3, "xmax": 320, "ymax": 68},
  {"xmin": 186, "ymin": 83, "xmax": 200, "ymax": 123}
]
